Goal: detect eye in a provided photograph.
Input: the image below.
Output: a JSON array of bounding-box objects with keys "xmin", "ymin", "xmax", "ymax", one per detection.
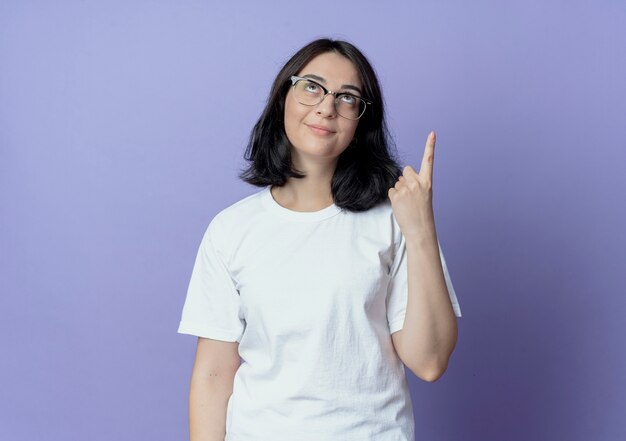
[
  {"xmin": 339, "ymin": 94, "xmax": 357, "ymax": 105},
  {"xmin": 303, "ymin": 81, "xmax": 321, "ymax": 93}
]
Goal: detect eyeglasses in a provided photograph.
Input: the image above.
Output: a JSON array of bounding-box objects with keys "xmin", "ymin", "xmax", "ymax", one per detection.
[{"xmin": 289, "ymin": 75, "xmax": 372, "ymax": 120}]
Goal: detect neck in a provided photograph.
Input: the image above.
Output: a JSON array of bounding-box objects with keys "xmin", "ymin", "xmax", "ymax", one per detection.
[{"xmin": 272, "ymin": 165, "xmax": 336, "ymax": 212}]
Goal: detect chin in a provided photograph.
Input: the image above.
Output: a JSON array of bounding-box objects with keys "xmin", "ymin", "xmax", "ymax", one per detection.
[{"xmin": 295, "ymin": 145, "xmax": 347, "ymax": 159}]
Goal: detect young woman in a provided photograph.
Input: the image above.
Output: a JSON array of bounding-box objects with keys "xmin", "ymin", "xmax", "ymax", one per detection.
[{"xmin": 178, "ymin": 38, "xmax": 462, "ymax": 441}]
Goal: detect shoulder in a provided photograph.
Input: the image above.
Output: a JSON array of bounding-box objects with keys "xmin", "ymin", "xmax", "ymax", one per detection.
[
  {"xmin": 347, "ymin": 198, "xmax": 403, "ymax": 246},
  {"xmin": 204, "ymin": 186, "xmax": 267, "ymax": 242}
]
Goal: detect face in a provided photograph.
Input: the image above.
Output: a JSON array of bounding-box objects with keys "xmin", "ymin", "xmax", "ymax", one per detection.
[{"xmin": 283, "ymin": 51, "xmax": 362, "ymax": 165}]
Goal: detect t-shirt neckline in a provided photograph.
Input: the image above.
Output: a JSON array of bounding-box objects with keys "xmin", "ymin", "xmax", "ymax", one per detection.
[{"xmin": 261, "ymin": 185, "xmax": 342, "ymax": 222}]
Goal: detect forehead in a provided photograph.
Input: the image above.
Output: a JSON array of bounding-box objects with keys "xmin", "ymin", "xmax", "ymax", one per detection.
[{"xmin": 296, "ymin": 52, "xmax": 362, "ymax": 89}]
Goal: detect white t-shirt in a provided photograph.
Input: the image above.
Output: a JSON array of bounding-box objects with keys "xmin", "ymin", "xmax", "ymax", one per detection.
[{"xmin": 178, "ymin": 185, "xmax": 462, "ymax": 441}]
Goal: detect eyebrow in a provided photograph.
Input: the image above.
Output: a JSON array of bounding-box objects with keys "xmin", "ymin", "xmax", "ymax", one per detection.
[{"xmin": 302, "ymin": 74, "xmax": 363, "ymax": 95}]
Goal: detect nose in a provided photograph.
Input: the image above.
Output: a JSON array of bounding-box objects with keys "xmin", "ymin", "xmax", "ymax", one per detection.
[{"xmin": 315, "ymin": 93, "xmax": 337, "ymax": 118}]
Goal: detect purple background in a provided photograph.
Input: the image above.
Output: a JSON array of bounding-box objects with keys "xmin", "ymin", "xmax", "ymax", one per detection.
[{"xmin": 1, "ymin": 1, "xmax": 625, "ymax": 440}]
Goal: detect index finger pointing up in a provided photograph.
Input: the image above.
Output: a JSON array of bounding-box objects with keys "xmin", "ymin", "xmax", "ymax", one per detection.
[{"xmin": 419, "ymin": 131, "xmax": 436, "ymax": 181}]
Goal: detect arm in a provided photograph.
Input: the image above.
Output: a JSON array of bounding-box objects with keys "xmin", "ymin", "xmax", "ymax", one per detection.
[
  {"xmin": 188, "ymin": 337, "xmax": 241, "ymax": 441},
  {"xmin": 391, "ymin": 234, "xmax": 458, "ymax": 382},
  {"xmin": 388, "ymin": 132, "xmax": 458, "ymax": 382}
]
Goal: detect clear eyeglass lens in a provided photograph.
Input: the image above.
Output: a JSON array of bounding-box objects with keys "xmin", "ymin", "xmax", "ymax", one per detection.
[
  {"xmin": 294, "ymin": 79, "xmax": 366, "ymax": 120},
  {"xmin": 294, "ymin": 80, "xmax": 323, "ymax": 105}
]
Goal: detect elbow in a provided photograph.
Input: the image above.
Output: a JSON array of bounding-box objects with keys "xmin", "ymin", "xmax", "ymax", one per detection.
[
  {"xmin": 409, "ymin": 360, "xmax": 448, "ymax": 382},
  {"xmin": 419, "ymin": 366, "xmax": 446, "ymax": 382},
  {"xmin": 415, "ymin": 339, "xmax": 458, "ymax": 382}
]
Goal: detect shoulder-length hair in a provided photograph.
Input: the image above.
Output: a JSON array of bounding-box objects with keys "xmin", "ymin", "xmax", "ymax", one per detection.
[{"xmin": 238, "ymin": 38, "xmax": 403, "ymax": 212}]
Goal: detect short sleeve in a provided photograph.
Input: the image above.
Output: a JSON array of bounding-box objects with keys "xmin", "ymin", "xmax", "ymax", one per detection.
[
  {"xmin": 177, "ymin": 223, "xmax": 246, "ymax": 342},
  {"xmin": 386, "ymin": 233, "xmax": 462, "ymax": 335}
]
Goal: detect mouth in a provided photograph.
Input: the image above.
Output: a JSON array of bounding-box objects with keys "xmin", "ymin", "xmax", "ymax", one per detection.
[{"xmin": 306, "ymin": 124, "xmax": 335, "ymax": 136}]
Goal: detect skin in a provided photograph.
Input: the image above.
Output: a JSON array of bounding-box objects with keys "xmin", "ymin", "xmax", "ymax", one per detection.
[
  {"xmin": 274, "ymin": 52, "xmax": 458, "ymax": 381},
  {"xmin": 388, "ymin": 132, "xmax": 459, "ymax": 381}
]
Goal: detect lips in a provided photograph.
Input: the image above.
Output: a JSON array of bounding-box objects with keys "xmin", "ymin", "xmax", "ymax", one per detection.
[{"xmin": 306, "ymin": 123, "xmax": 335, "ymax": 135}]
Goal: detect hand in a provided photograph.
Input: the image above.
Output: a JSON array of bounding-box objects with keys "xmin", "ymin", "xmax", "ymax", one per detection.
[{"xmin": 388, "ymin": 131, "xmax": 438, "ymax": 242}]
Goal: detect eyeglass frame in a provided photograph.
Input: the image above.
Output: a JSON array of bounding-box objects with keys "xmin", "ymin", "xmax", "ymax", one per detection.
[{"xmin": 289, "ymin": 75, "xmax": 372, "ymax": 120}]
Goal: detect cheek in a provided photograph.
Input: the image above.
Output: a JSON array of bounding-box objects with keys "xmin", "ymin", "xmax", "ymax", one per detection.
[
  {"xmin": 284, "ymin": 95, "xmax": 307, "ymax": 122},
  {"xmin": 284, "ymin": 97, "xmax": 310, "ymax": 137},
  {"xmin": 283, "ymin": 99, "xmax": 303, "ymax": 144},
  {"xmin": 283, "ymin": 103, "xmax": 296, "ymax": 136},
  {"xmin": 342, "ymin": 122, "xmax": 359, "ymax": 140}
]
